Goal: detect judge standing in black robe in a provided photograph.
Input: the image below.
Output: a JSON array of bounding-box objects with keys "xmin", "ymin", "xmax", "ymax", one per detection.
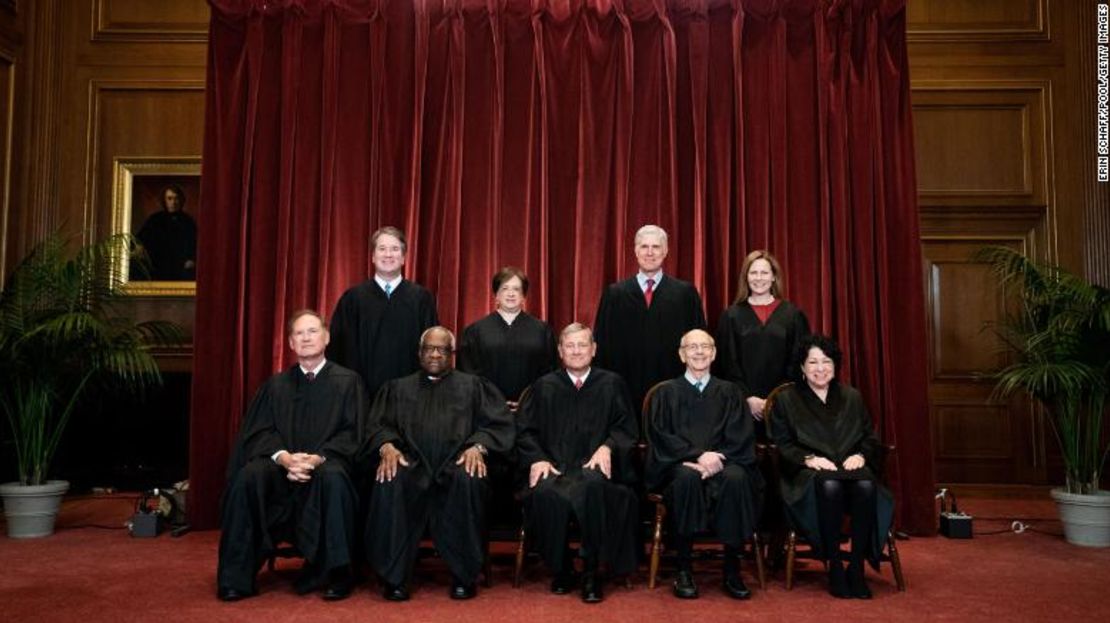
[
  {"xmin": 458, "ymin": 266, "xmax": 557, "ymax": 409},
  {"xmin": 594, "ymin": 224, "xmax": 706, "ymax": 422},
  {"xmin": 516, "ymin": 323, "xmax": 639, "ymax": 604},
  {"xmin": 327, "ymin": 226, "xmax": 438, "ymax": 397},
  {"xmin": 768, "ymin": 335, "xmax": 894, "ymax": 599},
  {"xmin": 714, "ymin": 250, "xmax": 810, "ymax": 428},
  {"xmin": 364, "ymin": 326, "xmax": 515, "ymax": 601},
  {"xmin": 646, "ymin": 329, "xmax": 762, "ymax": 600},
  {"xmin": 217, "ymin": 310, "xmax": 366, "ymax": 602}
]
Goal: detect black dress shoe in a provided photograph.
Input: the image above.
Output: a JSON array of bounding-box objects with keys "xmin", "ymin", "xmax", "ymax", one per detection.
[
  {"xmin": 217, "ymin": 586, "xmax": 255, "ymax": 602},
  {"xmin": 581, "ymin": 572, "xmax": 603, "ymax": 604},
  {"xmin": 383, "ymin": 583, "xmax": 410, "ymax": 601},
  {"xmin": 846, "ymin": 562, "xmax": 872, "ymax": 599},
  {"xmin": 673, "ymin": 569, "xmax": 699, "ymax": 599},
  {"xmin": 550, "ymin": 570, "xmax": 579, "ymax": 595},
  {"xmin": 322, "ymin": 569, "xmax": 354, "ymax": 601},
  {"xmin": 450, "ymin": 579, "xmax": 477, "ymax": 600},
  {"xmin": 827, "ymin": 561, "xmax": 850, "ymax": 599},
  {"xmin": 722, "ymin": 571, "xmax": 751, "ymax": 600}
]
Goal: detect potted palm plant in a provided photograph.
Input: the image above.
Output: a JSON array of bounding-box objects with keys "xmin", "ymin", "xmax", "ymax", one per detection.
[
  {"xmin": 0, "ymin": 231, "xmax": 179, "ymax": 538},
  {"xmin": 980, "ymin": 246, "xmax": 1110, "ymax": 546}
]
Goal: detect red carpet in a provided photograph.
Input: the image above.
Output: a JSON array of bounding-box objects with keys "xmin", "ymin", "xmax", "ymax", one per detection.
[{"xmin": 2, "ymin": 494, "xmax": 1109, "ymax": 622}]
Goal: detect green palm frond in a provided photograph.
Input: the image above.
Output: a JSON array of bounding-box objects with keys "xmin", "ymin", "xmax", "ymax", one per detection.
[
  {"xmin": 977, "ymin": 246, "xmax": 1110, "ymax": 494},
  {"xmin": 0, "ymin": 230, "xmax": 182, "ymax": 485}
]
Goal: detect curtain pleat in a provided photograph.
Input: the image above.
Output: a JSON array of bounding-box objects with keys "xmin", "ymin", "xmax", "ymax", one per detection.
[{"xmin": 192, "ymin": 0, "xmax": 932, "ymax": 534}]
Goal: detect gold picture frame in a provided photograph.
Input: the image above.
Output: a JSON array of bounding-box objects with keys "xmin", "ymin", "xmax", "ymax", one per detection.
[{"xmin": 111, "ymin": 157, "xmax": 201, "ymax": 296}]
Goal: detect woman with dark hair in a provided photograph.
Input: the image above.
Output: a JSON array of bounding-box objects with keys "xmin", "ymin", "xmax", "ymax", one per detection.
[
  {"xmin": 459, "ymin": 266, "xmax": 557, "ymax": 409},
  {"xmin": 713, "ymin": 250, "xmax": 810, "ymax": 426},
  {"xmin": 768, "ymin": 335, "xmax": 894, "ymax": 599}
]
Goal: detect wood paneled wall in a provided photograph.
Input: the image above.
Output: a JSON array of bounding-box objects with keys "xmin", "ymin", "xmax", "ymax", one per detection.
[
  {"xmin": 909, "ymin": 0, "xmax": 1107, "ymax": 487},
  {"xmin": 3, "ymin": 1, "xmax": 1106, "ymax": 487},
  {"xmin": 5, "ymin": 0, "xmax": 207, "ymax": 365}
]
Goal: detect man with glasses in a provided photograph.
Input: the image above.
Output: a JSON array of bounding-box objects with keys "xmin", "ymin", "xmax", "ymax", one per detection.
[
  {"xmin": 516, "ymin": 323, "xmax": 639, "ymax": 604},
  {"xmin": 645, "ymin": 329, "xmax": 763, "ymax": 600},
  {"xmin": 362, "ymin": 326, "xmax": 514, "ymax": 601}
]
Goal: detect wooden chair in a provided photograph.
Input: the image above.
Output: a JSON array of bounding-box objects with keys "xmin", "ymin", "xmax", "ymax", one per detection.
[
  {"xmin": 762, "ymin": 382, "xmax": 906, "ymax": 592},
  {"xmin": 642, "ymin": 381, "xmax": 767, "ymax": 591},
  {"xmin": 511, "ymin": 386, "xmax": 632, "ymax": 590}
]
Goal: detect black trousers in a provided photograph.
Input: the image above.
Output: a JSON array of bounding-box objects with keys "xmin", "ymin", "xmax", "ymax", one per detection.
[
  {"xmin": 663, "ymin": 463, "xmax": 760, "ymax": 549},
  {"xmin": 814, "ymin": 477, "xmax": 877, "ymax": 563},
  {"xmin": 217, "ymin": 458, "xmax": 357, "ymax": 592},
  {"xmin": 365, "ymin": 465, "xmax": 489, "ymax": 586},
  {"xmin": 523, "ymin": 469, "xmax": 639, "ymax": 577}
]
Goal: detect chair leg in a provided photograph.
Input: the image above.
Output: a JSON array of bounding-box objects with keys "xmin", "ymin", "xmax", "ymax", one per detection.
[
  {"xmin": 785, "ymin": 531, "xmax": 797, "ymax": 590},
  {"xmin": 648, "ymin": 503, "xmax": 666, "ymax": 590},
  {"xmin": 267, "ymin": 556, "xmax": 276, "ymax": 573},
  {"xmin": 888, "ymin": 532, "xmax": 906, "ymax": 591},
  {"xmin": 482, "ymin": 552, "xmax": 493, "ymax": 588},
  {"xmin": 751, "ymin": 532, "xmax": 766, "ymax": 590},
  {"xmin": 513, "ymin": 524, "xmax": 526, "ymax": 588}
]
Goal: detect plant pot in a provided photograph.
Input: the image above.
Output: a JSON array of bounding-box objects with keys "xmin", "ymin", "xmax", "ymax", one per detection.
[
  {"xmin": 0, "ymin": 480, "xmax": 70, "ymax": 538},
  {"xmin": 1050, "ymin": 488, "xmax": 1110, "ymax": 547}
]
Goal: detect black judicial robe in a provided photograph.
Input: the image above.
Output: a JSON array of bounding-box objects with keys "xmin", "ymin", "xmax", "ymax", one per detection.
[
  {"xmin": 132, "ymin": 209, "xmax": 197, "ymax": 280},
  {"xmin": 768, "ymin": 382, "xmax": 894, "ymax": 564},
  {"xmin": 363, "ymin": 370, "xmax": 515, "ymax": 585},
  {"xmin": 594, "ymin": 275, "xmax": 706, "ymax": 413},
  {"xmin": 713, "ymin": 300, "xmax": 810, "ymax": 399},
  {"xmin": 516, "ymin": 368, "xmax": 640, "ymax": 575},
  {"xmin": 218, "ymin": 363, "xmax": 367, "ymax": 592},
  {"xmin": 645, "ymin": 377, "xmax": 763, "ymax": 544},
  {"xmin": 458, "ymin": 312, "xmax": 557, "ymax": 402},
  {"xmin": 327, "ymin": 278, "xmax": 438, "ymax": 397}
]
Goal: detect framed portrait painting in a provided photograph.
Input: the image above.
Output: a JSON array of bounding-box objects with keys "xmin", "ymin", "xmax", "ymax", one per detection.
[{"xmin": 111, "ymin": 157, "xmax": 201, "ymax": 296}]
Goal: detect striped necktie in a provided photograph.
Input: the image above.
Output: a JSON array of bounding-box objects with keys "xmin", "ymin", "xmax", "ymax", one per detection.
[{"xmin": 644, "ymin": 278, "xmax": 655, "ymax": 307}]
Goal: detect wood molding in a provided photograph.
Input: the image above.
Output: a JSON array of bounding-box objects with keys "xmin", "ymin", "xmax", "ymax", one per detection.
[
  {"xmin": 84, "ymin": 79, "xmax": 204, "ymax": 243},
  {"xmin": 91, "ymin": 0, "xmax": 208, "ymax": 43},
  {"xmin": 23, "ymin": 0, "xmax": 62, "ymax": 242},
  {"xmin": 0, "ymin": 51, "xmax": 12, "ymax": 279},
  {"xmin": 907, "ymin": 0, "xmax": 1049, "ymax": 43},
  {"xmin": 912, "ymin": 80, "xmax": 1052, "ymax": 209}
]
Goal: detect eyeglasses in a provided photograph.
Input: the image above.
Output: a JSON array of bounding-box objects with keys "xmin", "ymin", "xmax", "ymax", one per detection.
[
  {"xmin": 681, "ymin": 343, "xmax": 715, "ymax": 352},
  {"xmin": 420, "ymin": 345, "xmax": 454, "ymax": 356}
]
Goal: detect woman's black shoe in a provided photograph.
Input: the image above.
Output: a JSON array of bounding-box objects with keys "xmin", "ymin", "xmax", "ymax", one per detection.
[
  {"xmin": 847, "ymin": 562, "xmax": 872, "ymax": 599},
  {"xmin": 827, "ymin": 560, "xmax": 850, "ymax": 598},
  {"xmin": 581, "ymin": 572, "xmax": 604, "ymax": 603}
]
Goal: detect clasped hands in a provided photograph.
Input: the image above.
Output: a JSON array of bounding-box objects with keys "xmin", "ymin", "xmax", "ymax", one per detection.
[
  {"xmin": 804, "ymin": 453, "xmax": 865, "ymax": 471},
  {"xmin": 277, "ymin": 451, "xmax": 326, "ymax": 482},
  {"xmin": 529, "ymin": 445, "xmax": 612, "ymax": 488},
  {"xmin": 682, "ymin": 451, "xmax": 727, "ymax": 480}
]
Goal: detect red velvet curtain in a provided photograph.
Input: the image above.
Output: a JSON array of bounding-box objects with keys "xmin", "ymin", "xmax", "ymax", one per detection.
[{"xmin": 192, "ymin": 0, "xmax": 934, "ymax": 534}]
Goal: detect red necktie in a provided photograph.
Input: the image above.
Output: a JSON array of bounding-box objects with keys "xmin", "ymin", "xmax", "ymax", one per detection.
[
  {"xmin": 644, "ymin": 278, "xmax": 655, "ymax": 307},
  {"xmin": 575, "ymin": 377, "xmax": 583, "ymax": 390}
]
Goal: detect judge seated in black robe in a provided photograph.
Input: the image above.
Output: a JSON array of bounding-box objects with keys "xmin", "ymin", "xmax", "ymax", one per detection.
[
  {"xmin": 327, "ymin": 226, "xmax": 438, "ymax": 398},
  {"xmin": 516, "ymin": 322, "xmax": 639, "ymax": 604},
  {"xmin": 646, "ymin": 329, "xmax": 763, "ymax": 600},
  {"xmin": 713, "ymin": 250, "xmax": 810, "ymax": 430},
  {"xmin": 217, "ymin": 310, "xmax": 367, "ymax": 602},
  {"xmin": 364, "ymin": 326, "xmax": 514, "ymax": 601},
  {"xmin": 594, "ymin": 224, "xmax": 706, "ymax": 424},
  {"xmin": 768, "ymin": 335, "xmax": 894, "ymax": 600}
]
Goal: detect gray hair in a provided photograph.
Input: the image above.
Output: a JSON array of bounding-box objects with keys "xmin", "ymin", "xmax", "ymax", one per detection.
[
  {"xmin": 558, "ymin": 322, "xmax": 594, "ymax": 345},
  {"xmin": 419, "ymin": 326, "xmax": 456, "ymax": 351},
  {"xmin": 634, "ymin": 224, "xmax": 668, "ymax": 247}
]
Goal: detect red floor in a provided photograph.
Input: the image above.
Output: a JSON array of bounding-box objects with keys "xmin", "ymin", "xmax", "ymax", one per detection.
[{"xmin": 1, "ymin": 493, "xmax": 1108, "ymax": 622}]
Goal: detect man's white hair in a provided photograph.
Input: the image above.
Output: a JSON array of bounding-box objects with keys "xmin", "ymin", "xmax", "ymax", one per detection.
[{"xmin": 634, "ymin": 224, "xmax": 668, "ymax": 247}]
